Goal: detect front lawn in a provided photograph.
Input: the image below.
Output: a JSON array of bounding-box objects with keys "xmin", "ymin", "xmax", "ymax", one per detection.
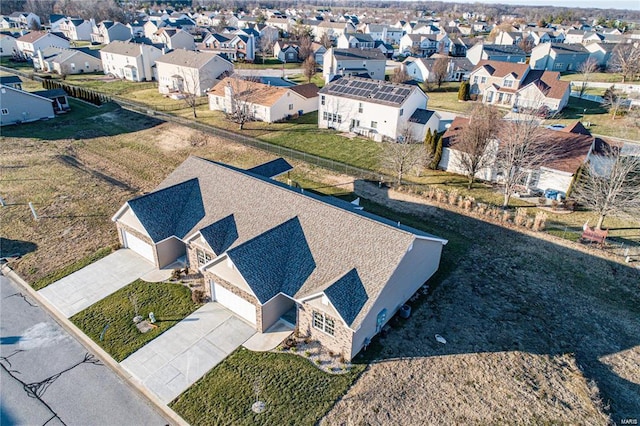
[
  {"xmin": 70, "ymin": 279, "xmax": 200, "ymax": 362},
  {"xmin": 170, "ymin": 349, "xmax": 365, "ymax": 426}
]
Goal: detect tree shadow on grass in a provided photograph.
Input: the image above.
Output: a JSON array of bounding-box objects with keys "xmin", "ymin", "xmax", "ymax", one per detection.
[
  {"xmin": 349, "ymin": 180, "xmax": 640, "ymax": 423},
  {"xmin": 0, "ymin": 238, "xmax": 37, "ymax": 259}
]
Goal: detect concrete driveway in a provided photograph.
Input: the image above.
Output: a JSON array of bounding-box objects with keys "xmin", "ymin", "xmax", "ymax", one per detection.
[
  {"xmin": 38, "ymin": 249, "xmax": 155, "ymax": 318},
  {"xmin": 121, "ymin": 303, "xmax": 256, "ymax": 404}
]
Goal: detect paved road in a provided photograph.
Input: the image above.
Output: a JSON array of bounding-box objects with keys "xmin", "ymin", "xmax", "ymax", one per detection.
[{"xmin": 0, "ymin": 275, "xmax": 168, "ymax": 426}]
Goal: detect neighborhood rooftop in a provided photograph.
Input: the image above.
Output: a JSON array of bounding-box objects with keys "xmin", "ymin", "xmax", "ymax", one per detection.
[
  {"xmin": 319, "ymin": 76, "xmax": 419, "ymax": 107},
  {"xmin": 331, "ymin": 48, "xmax": 387, "ymax": 60}
]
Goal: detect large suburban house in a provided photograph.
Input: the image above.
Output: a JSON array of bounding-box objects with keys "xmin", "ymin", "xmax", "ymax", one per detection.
[
  {"xmin": 208, "ymin": 77, "xmax": 318, "ymax": 122},
  {"xmin": 469, "ymin": 60, "xmax": 571, "ymax": 112},
  {"xmin": 155, "ymin": 50, "xmax": 234, "ymax": 96},
  {"xmin": 337, "ymin": 33, "xmax": 375, "ymax": 49},
  {"xmin": 16, "ymin": 31, "xmax": 70, "ymax": 57},
  {"xmin": 438, "ymin": 117, "xmax": 596, "ymax": 194},
  {"xmin": 151, "ymin": 28, "xmax": 195, "ymax": 51},
  {"xmin": 0, "ymin": 33, "xmax": 18, "ymax": 56},
  {"xmin": 34, "ymin": 46, "xmax": 102, "ymax": 75},
  {"xmin": 399, "ymin": 33, "xmax": 451, "ymax": 57},
  {"xmin": 529, "ymin": 43, "xmax": 590, "ymax": 72},
  {"xmin": 58, "ymin": 18, "xmax": 92, "ymax": 41},
  {"xmin": 466, "ymin": 43, "xmax": 527, "ymax": 65},
  {"xmin": 112, "ymin": 156, "xmax": 447, "ymax": 361},
  {"xmin": 322, "ymin": 48, "xmax": 387, "ymax": 83},
  {"xmin": 0, "ymin": 84, "xmax": 55, "ymax": 126},
  {"xmin": 100, "ymin": 41, "xmax": 163, "ymax": 82},
  {"xmin": 318, "ymin": 76, "xmax": 437, "ymax": 142}
]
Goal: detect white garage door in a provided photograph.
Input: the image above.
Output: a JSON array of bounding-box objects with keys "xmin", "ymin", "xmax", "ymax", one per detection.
[
  {"xmin": 123, "ymin": 231, "xmax": 155, "ymax": 264},
  {"xmin": 211, "ymin": 282, "xmax": 257, "ymax": 324}
]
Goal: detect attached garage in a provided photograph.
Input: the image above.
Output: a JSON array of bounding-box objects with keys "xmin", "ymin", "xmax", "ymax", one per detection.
[
  {"xmin": 211, "ymin": 281, "xmax": 257, "ymax": 325},
  {"xmin": 123, "ymin": 230, "xmax": 155, "ymax": 264}
]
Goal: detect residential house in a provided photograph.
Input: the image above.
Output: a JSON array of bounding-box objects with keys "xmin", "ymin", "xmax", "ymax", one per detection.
[
  {"xmin": 16, "ymin": 31, "xmax": 70, "ymax": 57},
  {"xmin": 466, "ymin": 43, "xmax": 526, "ymax": 65},
  {"xmin": 406, "ymin": 57, "xmax": 473, "ymax": 83},
  {"xmin": 315, "ymin": 21, "xmax": 355, "ymax": 42},
  {"xmin": 32, "ymin": 88, "xmax": 70, "ymax": 114},
  {"xmin": 399, "ymin": 33, "xmax": 450, "ymax": 57},
  {"xmin": 34, "ymin": 47, "xmax": 102, "ymax": 75},
  {"xmin": 228, "ymin": 33, "xmax": 255, "ymax": 62},
  {"xmin": 494, "ymin": 30, "xmax": 522, "ymax": 46},
  {"xmin": 529, "ymin": 43, "xmax": 590, "ymax": 72},
  {"xmin": 311, "ymin": 42, "xmax": 327, "ymax": 65},
  {"xmin": 48, "ymin": 14, "xmax": 66, "ymax": 32},
  {"xmin": 274, "ymin": 41, "xmax": 300, "ymax": 62},
  {"xmin": 318, "ymin": 76, "xmax": 435, "ymax": 141},
  {"xmin": 563, "ymin": 29, "xmax": 587, "ymax": 44},
  {"xmin": 0, "ymin": 84, "xmax": 54, "ymax": 126},
  {"xmin": 152, "ymin": 28, "xmax": 195, "ymax": 51},
  {"xmin": 375, "ymin": 41, "xmax": 395, "ymax": 59},
  {"xmin": 91, "ymin": 20, "xmax": 132, "ymax": 44},
  {"xmin": 58, "ymin": 18, "xmax": 92, "ymax": 41},
  {"xmin": 266, "ymin": 17, "xmax": 291, "ymax": 33},
  {"xmin": 584, "ymin": 42, "xmax": 616, "ymax": 69},
  {"xmin": 112, "ymin": 156, "xmax": 447, "ymax": 361},
  {"xmin": 337, "ymin": 33, "xmax": 375, "ymax": 49},
  {"xmin": 322, "ymin": 48, "xmax": 387, "ymax": 83},
  {"xmin": 0, "ymin": 16, "xmax": 16, "ymax": 30},
  {"xmin": 209, "ymin": 77, "xmax": 318, "ymax": 121},
  {"xmin": 438, "ymin": 117, "xmax": 596, "ymax": 194},
  {"xmin": 0, "ymin": 33, "xmax": 18, "ymax": 56},
  {"xmin": 6, "ymin": 12, "xmax": 41, "ymax": 30},
  {"xmin": 469, "ymin": 60, "xmax": 571, "ymax": 112},
  {"xmin": 100, "ymin": 41, "xmax": 163, "ymax": 81},
  {"xmin": 155, "ymin": 50, "xmax": 234, "ymax": 96}
]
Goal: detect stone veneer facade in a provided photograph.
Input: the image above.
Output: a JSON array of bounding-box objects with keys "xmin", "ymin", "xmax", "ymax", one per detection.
[
  {"xmin": 116, "ymin": 223, "xmax": 158, "ymax": 266},
  {"xmin": 298, "ymin": 303, "xmax": 354, "ymax": 361}
]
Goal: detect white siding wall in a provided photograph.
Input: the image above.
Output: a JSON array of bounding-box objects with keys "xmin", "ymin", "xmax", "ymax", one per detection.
[{"xmin": 536, "ymin": 168, "xmax": 573, "ymax": 193}]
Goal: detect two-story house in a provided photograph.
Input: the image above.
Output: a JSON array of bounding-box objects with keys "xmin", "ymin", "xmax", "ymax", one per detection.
[
  {"xmin": 406, "ymin": 57, "xmax": 474, "ymax": 83},
  {"xmin": 336, "ymin": 33, "xmax": 375, "ymax": 49},
  {"xmin": 469, "ymin": 60, "xmax": 571, "ymax": 112},
  {"xmin": 16, "ymin": 31, "xmax": 70, "ymax": 57},
  {"xmin": 399, "ymin": 33, "xmax": 451, "ymax": 57},
  {"xmin": 318, "ymin": 76, "xmax": 437, "ymax": 142},
  {"xmin": 322, "ymin": 48, "xmax": 387, "ymax": 83},
  {"xmin": 155, "ymin": 50, "xmax": 234, "ymax": 96},
  {"xmin": 58, "ymin": 18, "xmax": 92, "ymax": 41},
  {"xmin": 529, "ymin": 43, "xmax": 590, "ymax": 72},
  {"xmin": 90, "ymin": 20, "xmax": 133, "ymax": 44},
  {"xmin": 100, "ymin": 41, "xmax": 163, "ymax": 81},
  {"xmin": 152, "ymin": 28, "xmax": 195, "ymax": 51},
  {"xmin": 34, "ymin": 47, "xmax": 102, "ymax": 74}
]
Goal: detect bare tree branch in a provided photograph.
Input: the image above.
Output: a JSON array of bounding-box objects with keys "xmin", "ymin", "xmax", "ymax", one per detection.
[
  {"xmin": 380, "ymin": 127, "xmax": 431, "ymax": 185},
  {"xmin": 609, "ymin": 43, "xmax": 640, "ymax": 83},
  {"xmin": 577, "ymin": 57, "xmax": 599, "ymax": 98},
  {"xmin": 432, "ymin": 57, "xmax": 449, "ymax": 89},
  {"xmin": 571, "ymin": 145, "xmax": 640, "ymax": 229}
]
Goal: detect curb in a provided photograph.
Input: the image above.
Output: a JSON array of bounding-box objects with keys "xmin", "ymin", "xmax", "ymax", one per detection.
[{"xmin": 0, "ymin": 264, "xmax": 190, "ymax": 426}]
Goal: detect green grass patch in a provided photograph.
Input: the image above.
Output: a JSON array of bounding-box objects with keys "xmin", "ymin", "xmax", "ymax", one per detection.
[
  {"xmin": 0, "ymin": 57, "xmax": 33, "ymax": 71},
  {"xmin": 560, "ymin": 72, "xmax": 634, "ymax": 83},
  {"xmin": 31, "ymin": 246, "xmax": 114, "ymax": 290},
  {"xmin": 236, "ymin": 57, "xmax": 301, "ymax": 69},
  {"xmin": 287, "ymin": 72, "xmax": 325, "ymax": 87},
  {"xmin": 170, "ymin": 349, "xmax": 365, "ymax": 426},
  {"xmin": 71, "ymin": 279, "xmax": 200, "ymax": 362}
]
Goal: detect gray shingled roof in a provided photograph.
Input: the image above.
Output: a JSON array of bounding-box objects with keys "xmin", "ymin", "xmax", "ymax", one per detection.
[
  {"xmin": 199, "ymin": 214, "xmax": 238, "ymax": 255},
  {"xmin": 0, "ymin": 76, "xmax": 21, "ymax": 85},
  {"xmin": 246, "ymin": 158, "xmax": 293, "ymax": 178},
  {"xmin": 482, "ymin": 44, "xmax": 526, "ymax": 56},
  {"xmin": 324, "ymin": 269, "xmax": 368, "ymax": 326},
  {"xmin": 156, "ymin": 49, "xmax": 227, "ymax": 68},
  {"xmin": 144, "ymin": 157, "xmax": 446, "ymax": 328},
  {"xmin": 226, "ymin": 217, "xmax": 316, "ymax": 304},
  {"xmin": 409, "ymin": 108, "xmax": 435, "ymax": 124},
  {"xmin": 332, "ymin": 48, "xmax": 387, "ymax": 61},
  {"xmin": 100, "ymin": 40, "xmax": 161, "ymax": 56},
  {"xmin": 128, "ymin": 178, "xmax": 204, "ymax": 242}
]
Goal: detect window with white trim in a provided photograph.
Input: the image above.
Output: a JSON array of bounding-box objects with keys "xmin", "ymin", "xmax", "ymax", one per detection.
[
  {"xmin": 371, "ymin": 121, "xmax": 377, "ymax": 129},
  {"xmin": 1, "ymin": 108, "xmax": 8, "ymax": 115},
  {"xmin": 503, "ymin": 79, "xmax": 513, "ymax": 88},
  {"xmin": 312, "ymin": 311, "xmax": 335, "ymax": 336},
  {"xmin": 289, "ymin": 103, "xmax": 293, "ymax": 110},
  {"xmin": 196, "ymin": 248, "xmax": 212, "ymax": 266},
  {"xmin": 321, "ymin": 95, "xmax": 325, "ymax": 105},
  {"xmin": 358, "ymin": 102, "xmax": 363, "ymax": 113},
  {"xmin": 480, "ymin": 76, "xmax": 487, "ymax": 84}
]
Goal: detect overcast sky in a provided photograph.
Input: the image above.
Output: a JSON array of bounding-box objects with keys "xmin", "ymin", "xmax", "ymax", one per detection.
[{"xmin": 435, "ymin": 0, "xmax": 639, "ymax": 11}]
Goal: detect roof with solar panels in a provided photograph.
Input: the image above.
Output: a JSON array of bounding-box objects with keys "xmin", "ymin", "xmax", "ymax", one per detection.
[{"xmin": 318, "ymin": 76, "xmax": 422, "ymax": 107}]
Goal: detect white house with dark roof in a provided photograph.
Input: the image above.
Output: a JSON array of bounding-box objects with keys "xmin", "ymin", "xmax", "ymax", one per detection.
[
  {"xmin": 318, "ymin": 76, "xmax": 436, "ymax": 141},
  {"xmin": 155, "ymin": 50, "xmax": 234, "ymax": 96},
  {"xmin": 16, "ymin": 31, "xmax": 70, "ymax": 57},
  {"xmin": 58, "ymin": 18, "xmax": 92, "ymax": 41},
  {"xmin": 322, "ymin": 48, "xmax": 387, "ymax": 83},
  {"xmin": 529, "ymin": 43, "xmax": 590, "ymax": 72},
  {"xmin": 100, "ymin": 41, "xmax": 163, "ymax": 81},
  {"xmin": 112, "ymin": 156, "xmax": 447, "ymax": 361},
  {"xmin": 406, "ymin": 57, "xmax": 473, "ymax": 83},
  {"xmin": 466, "ymin": 43, "xmax": 526, "ymax": 65},
  {"xmin": 337, "ymin": 33, "xmax": 375, "ymax": 49},
  {"xmin": 91, "ymin": 20, "xmax": 132, "ymax": 44}
]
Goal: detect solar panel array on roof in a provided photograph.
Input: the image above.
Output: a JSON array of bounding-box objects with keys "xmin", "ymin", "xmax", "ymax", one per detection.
[{"xmin": 321, "ymin": 77, "xmax": 416, "ymax": 106}]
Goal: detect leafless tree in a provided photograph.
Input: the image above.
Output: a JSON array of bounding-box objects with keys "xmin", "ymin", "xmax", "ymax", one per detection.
[
  {"xmin": 453, "ymin": 104, "xmax": 501, "ymax": 189},
  {"xmin": 603, "ymin": 86, "xmax": 630, "ymax": 120},
  {"xmin": 298, "ymin": 35, "xmax": 313, "ymax": 61},
  {"xmin": 517, "ymin": 37, "xmax": 534, "ymax": 54},
  {"xmin": 319, "ymin": 33, "xmax": 333, "ymax": 49},
  {"xmin": 495, "ymin": 111, "xmax": 555, "ymax": 208},
  {"xmin": 225, "ymin": 76, "xmax": 260, "ymax": 130},
  {"xmin": 432, "ymin": 57, "xmax": 449, "ymax": 89},
  {"xmin": 577, "ymin": 57, "xmax": 599, "ymax": 98},
  {"xmin": 390, "ymin": 66, "xmax": 410, "ymax": 84},
  {"xmin": 259, "ymin": 32, "xmax": 278, "ymax": 63},
  {"xmin": 381, "ymin": 127, "xmax": 430, "ymax": 185},
  {"xmin": 572, "ymin": 145, "xmax": 640, "ymax": 229},
  {"xmin": 609, "ymin": 43, "xmax": 640, "ymax": 83},
  {"xmin": 177, "ymin": 67, "xmax": 213, "ymax": 119},
  {"xmin": 302, "ymin": 56, "xmax": 317, "ymax": 83}
]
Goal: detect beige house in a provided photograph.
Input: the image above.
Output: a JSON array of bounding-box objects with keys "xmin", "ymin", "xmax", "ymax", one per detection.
[
  {"xmin": 469, "ymin": 60, "xmax": 571, "ymax": 112},
  {"xmin": 155, "ymin": 50, "xmax": 234, "ymax": 96},
  {"xmin": 100, "ymin": 41, "xmax": 163, "ymax": 82},
  {"xmin": 112, "ymin": 156, "xmax": 447, "ymax": 361},
  {"xmin": 34, "ymin": 47, "xmax": 102, "ymax": 75},
  {"xmin": 208, "ymin": 77, "xmax": 318, "ymax": 122}
]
